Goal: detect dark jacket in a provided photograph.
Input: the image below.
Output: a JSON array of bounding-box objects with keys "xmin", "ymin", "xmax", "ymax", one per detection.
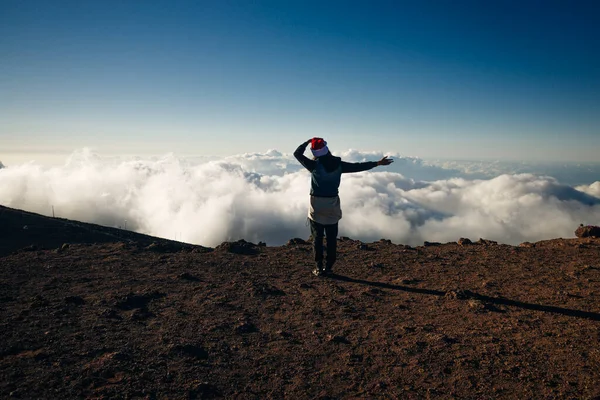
[{"xmin": 294, "ymin": 141, "xmax": 378, "ymax": 197}]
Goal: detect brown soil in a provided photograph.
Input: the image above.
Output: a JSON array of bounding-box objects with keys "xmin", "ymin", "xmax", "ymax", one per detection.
[{"xmin": 1, "ymin": 205, "xmax": 600, "ymax": 399}]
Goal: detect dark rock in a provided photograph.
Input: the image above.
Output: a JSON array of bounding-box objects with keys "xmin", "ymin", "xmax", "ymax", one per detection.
[
  {"xmin": 477, "ymin": 238, "xmax": 498, "ymax": 246},
  {"xmin": 257, "ymin": 241, "xmax": 267, "ymax": 247},
  {"xmin": 441, "ymin": 336, "xmax": 459, "ymax": 345},
  {"xmin": 178, "ymin": 272, "xmax": 200, "ymax": 282},
  {"xmin": 379, "ymin": 239, "xmax": 392, "ymax": 244},
  {"xmin": 575, "ymin": 225, "xmax": 600, "ymax": 238},
  {"xmin": 424, "ymin": 241, "xmax": 441, "ymax": 247},
  {"xmin": 358, "ymin": 243, "xmax": 369, "ymax": 250},
  {"xmin": 458, "ymin": 238, "xmax": 472, "ymax": 246},
  {"xmin": 287, "ymin": 238, "xmax": 307, "ymax": 245},
  {"xmin": 215, "ymin": 239, "xmax": 260, "ymax": 255},
  {"xmin": 329, "ymin": 335, "xmax": 350, "ymax": 344},
  {"xmin": 114, "ymin": 291, "xmax": 165, "ymax": 310}
]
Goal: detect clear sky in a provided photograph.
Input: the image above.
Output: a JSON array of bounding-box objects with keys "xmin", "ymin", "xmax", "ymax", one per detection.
[{"xmin": 1, "ymin": 0, "xmax": 599, "ymax": 164}]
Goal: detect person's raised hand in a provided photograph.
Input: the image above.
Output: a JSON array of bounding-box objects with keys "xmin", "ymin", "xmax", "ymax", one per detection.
[{"xmin": 377, "ymin": 156, "xmax": 393, "ymax": 166}]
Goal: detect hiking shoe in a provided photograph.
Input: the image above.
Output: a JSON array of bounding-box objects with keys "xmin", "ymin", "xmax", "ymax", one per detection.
[{"xmin": 313, "ymin": 262, "xmax": 324, "ymax": 276}]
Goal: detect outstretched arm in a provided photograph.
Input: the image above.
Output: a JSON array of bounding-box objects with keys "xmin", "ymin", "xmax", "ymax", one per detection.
[
  {"xmin": 341, "ymin": 156, "xmax": 394, "ymax": 173},
  {"xmin": 293, "ymin": 140, "xmax": 316, "ymax": 171},
  {"xmin": 377, "ymin": 156, "xmax": 393, "ymax": 166}
]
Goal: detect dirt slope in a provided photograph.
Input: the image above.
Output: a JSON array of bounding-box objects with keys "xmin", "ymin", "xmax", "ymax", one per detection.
[
  {"xmin": 1, "ymin": 206, "xmax": 600, "ymax": 399},
  {"xmin": 0, "ymin": 205, "xmax": 205, "ymax": 257}
]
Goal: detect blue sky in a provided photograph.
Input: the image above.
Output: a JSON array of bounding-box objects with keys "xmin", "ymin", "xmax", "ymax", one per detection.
[{"xmin": 1, "ymin": 0, "xmax": 599, "ymax": 163}]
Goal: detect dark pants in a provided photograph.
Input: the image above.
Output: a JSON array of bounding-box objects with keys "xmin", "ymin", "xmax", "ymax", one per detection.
[{"xmin": 310, "ymin": 220, "xmax": 338, "ymax": 270}]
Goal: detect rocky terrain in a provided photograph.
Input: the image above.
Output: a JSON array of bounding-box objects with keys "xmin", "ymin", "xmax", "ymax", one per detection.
[{"xmin": 1, "ymin": 205, "xmax": 600, "ymax": 399}]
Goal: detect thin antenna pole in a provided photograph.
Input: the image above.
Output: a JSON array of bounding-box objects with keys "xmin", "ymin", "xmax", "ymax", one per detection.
[{"xmin": 52, "ymin": 206, "xmax": 55, "ymax": 218}]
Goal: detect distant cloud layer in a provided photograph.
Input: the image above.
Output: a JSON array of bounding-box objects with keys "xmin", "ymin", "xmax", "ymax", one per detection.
[{"xmin": 1, "ymin": 148, "xmax": 599, "ymax": 247}]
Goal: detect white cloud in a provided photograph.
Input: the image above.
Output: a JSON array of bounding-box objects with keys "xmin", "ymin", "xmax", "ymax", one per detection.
[
  {"xmin": 426, "ymin": 159, "xmax": 600, "ymax": 186},
  {"xmin": 1, "ymin": 148, "xmax": 599, "ymax": 247},
  {"xmin": 576, "ymin": 181, "xmax": 600, "ymax": 199}
]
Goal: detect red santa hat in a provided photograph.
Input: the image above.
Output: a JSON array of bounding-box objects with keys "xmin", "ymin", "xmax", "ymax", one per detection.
[{"xmin": 310, "ymin": 137, "xmax": 329, "ymax": 157}]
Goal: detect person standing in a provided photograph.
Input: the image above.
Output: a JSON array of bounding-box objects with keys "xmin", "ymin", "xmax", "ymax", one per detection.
[{"xmin": 294, "ymin": 138, "xmax": 393, "ymax": 276}]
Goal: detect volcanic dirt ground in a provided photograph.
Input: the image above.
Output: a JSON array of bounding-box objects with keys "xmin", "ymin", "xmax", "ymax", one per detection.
[{"xmin": 1, "ymin": 205, "xmax": 600, "ymax": 399}]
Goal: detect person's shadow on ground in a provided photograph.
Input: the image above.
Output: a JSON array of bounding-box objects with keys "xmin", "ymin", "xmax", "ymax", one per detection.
[{"xmin": 330, "ymin": 274, "xmax": 600, "ymax": 322}]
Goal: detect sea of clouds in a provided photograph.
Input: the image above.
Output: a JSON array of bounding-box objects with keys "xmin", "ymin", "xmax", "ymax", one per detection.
[{"xmin": 1, "ymin": 148, "xmax": 599, "ymax": 247}]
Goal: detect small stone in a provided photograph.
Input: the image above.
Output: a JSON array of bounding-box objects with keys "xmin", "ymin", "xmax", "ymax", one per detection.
[
  {"xmin": 468, "ymin": 299, "xmax": 486, "ymax": 311},
  {"xmin": 328, "ymin": 335, "xmax": 350, "ymax": 344},
  {"xmin": 287, "ymin": 238, "xmax": 307, "ymax": 245}
]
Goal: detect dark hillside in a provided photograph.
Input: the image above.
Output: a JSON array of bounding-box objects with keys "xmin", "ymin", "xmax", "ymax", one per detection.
[{"xmin": 0, "ymin": 205, "xmax": 208, "ymax": 257}]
